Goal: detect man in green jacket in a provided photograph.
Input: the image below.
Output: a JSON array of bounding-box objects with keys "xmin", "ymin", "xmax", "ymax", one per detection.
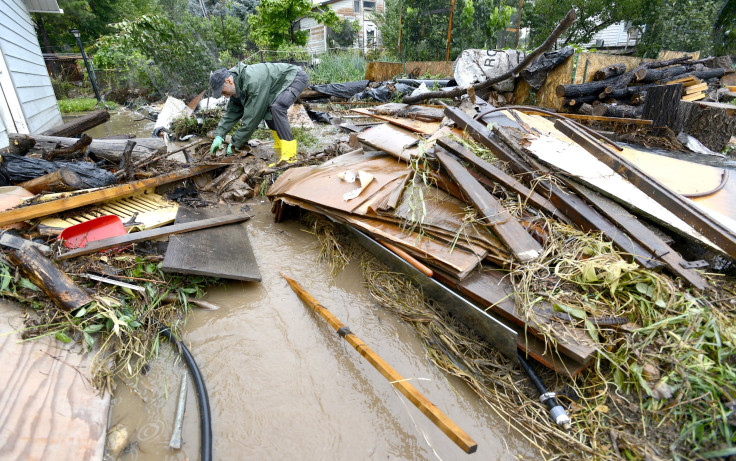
[{"xmin": 209, "ymin": 62, "xmax": 309, "ymax": 165}]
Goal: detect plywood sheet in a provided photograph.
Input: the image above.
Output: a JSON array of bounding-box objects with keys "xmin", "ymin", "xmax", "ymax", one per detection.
[
  {"xmin": 364, "ymin": 61, "xmax": 455, "ymax": 81},
  {"xmin": 161, "ymin": 207, "xmax": 261, "ymax": 281},
  {"xmin": 0, "ymin": 302, "xmax": 110, "ymax": 460},
  {"xmin": 356, "ymin": 123, "xmax": 422, "ymax": 162},
  {"xmin": 658, "ymin": 50, "xmax": 700, "ymax": 60}
]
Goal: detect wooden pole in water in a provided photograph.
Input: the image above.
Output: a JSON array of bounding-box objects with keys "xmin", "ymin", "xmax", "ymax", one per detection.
[{"xmin": 281, "ymin": 273, "xmax": 478, "ymax": 454}]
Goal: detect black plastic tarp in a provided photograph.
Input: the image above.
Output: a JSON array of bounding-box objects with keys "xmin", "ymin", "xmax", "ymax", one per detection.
[
  {"xmin": 352, "ymin": 83, "xmax": 415, "ymax": 102},
  {"xmin": 521, "ymin": 46, "xmax": 574, "ymax": 90},
  {"xmin": 310, "ymin": 80, "xmax": 370, "ymax": 99},
  {"xmin": 0, "ymin": 155, "xmax": 117, "ymax": 188}
]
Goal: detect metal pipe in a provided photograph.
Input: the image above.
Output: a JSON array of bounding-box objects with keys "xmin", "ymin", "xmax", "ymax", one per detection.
[
  {"xmin": 446, "ymin": 0, "xmax": 456, "ymax": 61},
  {"xmin": 169, "ymin": 374, "xmax": 187, "ymax": 449}
]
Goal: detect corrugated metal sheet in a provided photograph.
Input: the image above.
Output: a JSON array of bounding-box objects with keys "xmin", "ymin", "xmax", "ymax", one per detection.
[{"xmin": 0, "ymin": 0, "xmax": 62, "ymax": 134}]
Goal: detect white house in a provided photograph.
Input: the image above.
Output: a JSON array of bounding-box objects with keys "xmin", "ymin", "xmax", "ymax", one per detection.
[
  {"xmin": 0, "ymin": 0, "xmax": 64, "ymax": 149},
  {"xmin": 587, "ymin": 21, "xmax": 641, "ymax": 51},
  {"xmin": 300, "ymin": 0, "xmax": 385, "ymax": 54}
]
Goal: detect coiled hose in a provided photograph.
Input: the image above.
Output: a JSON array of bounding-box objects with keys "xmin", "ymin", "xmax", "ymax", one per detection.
[{"xmin": 159, "ymin": 326, "xmax": 213, "ymax": 461}]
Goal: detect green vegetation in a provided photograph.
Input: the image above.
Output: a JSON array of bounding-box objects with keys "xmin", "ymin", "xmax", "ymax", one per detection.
[
  {"xmin": 57, "ymin": 98, "xmax": 117, "ymax": 113},
  {"xmin": 170, "ymin": 109, "xmax": 223, "ymax": 137},
  {"xmin": 307, "ymin": 52, "xmax": 367, "ymax": 85},
  {"xmin": 248, "ymin": 0, "xmax": 338, "ymax": 50}
]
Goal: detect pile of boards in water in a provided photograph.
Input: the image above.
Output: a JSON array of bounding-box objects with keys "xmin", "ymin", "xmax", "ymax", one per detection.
[{"xmin": 267, "ymin": 99, "xmax": 736, "ymax": 376}]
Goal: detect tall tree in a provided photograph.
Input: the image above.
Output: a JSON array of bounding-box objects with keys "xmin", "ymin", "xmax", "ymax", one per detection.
[
  {"xmin": 634, "ymin": 0, "xmax": 723, "ymax": 56},
  {"xmin": 247, "ymin": 0, "xmax": 338, "ymax": 50},
  {"xmin": 522, "ymin": 0, "xmax": 641, "ymax": 48},
  {"xmin": 713, "ymin": 0, "xmax": 736, "ymax": 54}
]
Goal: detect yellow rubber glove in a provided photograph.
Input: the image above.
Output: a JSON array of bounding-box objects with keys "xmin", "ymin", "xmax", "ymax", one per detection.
[{"xmin": 210, "ymin": 136, "xmax": 224, "ymax": 153}]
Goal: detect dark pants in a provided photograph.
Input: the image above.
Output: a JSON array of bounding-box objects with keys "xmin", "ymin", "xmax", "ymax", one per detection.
[{"xmin": 265, "ymin": 68, "xmax": 309, "ymax": 141}]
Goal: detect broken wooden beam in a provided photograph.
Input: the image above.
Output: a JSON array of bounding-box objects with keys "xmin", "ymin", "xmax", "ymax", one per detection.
[
  {"xmin": 435, "ymin": 148, "xmax": 543, "ymax": 262},
  {"xmin": 8, "ymin": 246, "xmax": 92, "ymax": 311},
  {"xmin": 56, "ymin": 213, "xmax": 252, "ymax": 260},
  {"xmin": 0, "ymin": 164, "xmax": 220, "ymax": 228},
  {"xmin": 18, "ymin": 168, "xmax": 85, "ymax": 195},
  {"xmin": 40, "ymin": 110, "xmax": 110, "ymax": 137},
  {"xmin": 435, "ymin": 137, "xmax": 561, "ymax": 218},
  {"xmin": 443, "ymin": 105, "xmax": 663, "ymax": 269}
]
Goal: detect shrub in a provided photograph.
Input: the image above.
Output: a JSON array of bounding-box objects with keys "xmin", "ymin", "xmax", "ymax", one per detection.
[{"xmin": 307, "ymin": 51, "xmax": 366, "ymax": 84}]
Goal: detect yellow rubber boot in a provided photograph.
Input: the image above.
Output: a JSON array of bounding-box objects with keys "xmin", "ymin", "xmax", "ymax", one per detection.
[
  {"xmin": 280, "ymin": 139, "xmax": 297, "ymax": 163},
  {"xmin": 269, "ymin": 139, "xmax": 298, "ymax": 167},
  {"xmin": 271, "ymin": 130, "xmax": 281, "ymax": 152}
]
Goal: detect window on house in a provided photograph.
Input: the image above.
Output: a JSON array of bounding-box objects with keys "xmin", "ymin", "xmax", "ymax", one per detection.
[
  {"xmin": 354, "ymin": 1, "xmax": 360, "ymax": 12},
  {"xmin": 363, "ymin": 1, "xmax": 375, "ymax": 9}
]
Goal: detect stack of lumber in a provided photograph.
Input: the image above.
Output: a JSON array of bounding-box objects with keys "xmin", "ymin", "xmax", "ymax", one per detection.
[{"xmin": 669, "ymin": 75, "xmax": 708, "ymax": 101}]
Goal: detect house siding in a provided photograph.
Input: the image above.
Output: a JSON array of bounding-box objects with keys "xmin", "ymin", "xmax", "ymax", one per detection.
[
  {"xmin": 588, "ymin": 22, "xmax": 637, "ymax": 48},
  {"xmin": 302, "ymin": 0, "xmax": 385, "ymax": 54},
  {"xmin": 0, "ymin": 112, "xmax": 7, "ymax": 149},
  {"xmin": 0, "ymin": 0, "xmax": 62, "ymax": 139}
]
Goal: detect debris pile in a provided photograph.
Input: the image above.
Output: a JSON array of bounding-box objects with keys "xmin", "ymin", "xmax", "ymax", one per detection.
[{"xmin": 267, "ymin": 97, "xmax": 736, "ymax": 459}]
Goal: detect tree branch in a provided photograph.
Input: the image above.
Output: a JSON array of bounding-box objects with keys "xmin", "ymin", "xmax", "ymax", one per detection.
[{"xmin": 402, "ymin": 8, "xmax": 577, "ymax": 104}]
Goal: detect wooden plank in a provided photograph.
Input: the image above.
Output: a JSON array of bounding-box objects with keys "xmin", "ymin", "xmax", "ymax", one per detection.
[
  {"xmin": 554, "ymin": 119, "xmax": 736, "ymax": 258},
  {"xmin": 666, "ymin": 75, "xmax": 699, "ymax": 86},
  {"xmin": 283, "ymin": 274, "xmax": 478, "ymax": 454},
  {"xmin": 683, "ymin": 82, "xmax": 708, "ymax": 94},
  {"xmin": 434, "ymin": 269, "xmax": 596, "ymax": 366},
  {"xmin": 356, "ymin": 123, "xmax": 421, "ymax": 162},
  {"xmin": 161, "ymin": 207, "xmax": 260, "ymax": 282},
  {"xmin": 56, "ymin": 212, "xmax": 252, "ymax": 261},
  {"xmin": 436, "ymin": 137, "xmax": 561, "ymax": 218},
  {"xmin": 0, "ymin": 164, "xmax": 219, "ymax": 228},
  {"xmin": 444, "ymin": 106, "xmax": 663, "ymax": 269},
  {"xmin": 536, "ymin": 112, "xmax": 653, "ymax": 125},
  {"xmin": 350, "ymin": 108, "xmax": 440, "ymax": 134},
  {"xmin": 435, "ymin": 149, "xmax": 542, "ymax": 262},
  {"xmin": 0, "ymin": 302, "xmax": 110, "ymax": 459},
  {"xmin": 681, "ymin": 91, "xmax": 706, "ymax": 102},
  {"xmin": 568, "ymin": 181, "xmax": 709, "ymax": 289}
]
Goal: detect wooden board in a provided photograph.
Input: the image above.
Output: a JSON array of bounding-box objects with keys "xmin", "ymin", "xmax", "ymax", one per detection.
[
  {"xmin": 435, "ymin": 149, "xmax": 542, "ymax": 262},
  {"xmin": 356, "ymin": 123, "xmax": 422, "ymax": 162},
  {"xmin": 0, "ymin": 164, "xmax": 219, "ymax": 228},
  {"xmin": 350, "ymin": 108, "xmax": 440, "ymax": 134},
  {"xmin": 364, "ymin": 61, "xmax": 454, "ymax": 81},
  {"xmin": 0, "ymin": 302, "xmax": 109, "ymax": 459},
  {"xmin": 161, "ymin": 207, "xmax": 261, "ymax": 281},
  {"xmin": 552, "ymin": 113, "xmax": 652, "ymax": 125},
  {"xmin": 57, "ymin": 212, "xmax": 252, "ymax": 260}
]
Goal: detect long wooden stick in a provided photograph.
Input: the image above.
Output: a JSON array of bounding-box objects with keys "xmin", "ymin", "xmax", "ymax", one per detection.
[{"xmin": 281, "ymin": 274, "xmax": 478, "ymax": 454}]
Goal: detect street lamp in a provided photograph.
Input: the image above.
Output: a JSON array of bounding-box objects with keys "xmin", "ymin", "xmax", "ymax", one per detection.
[{"xmin": 70, "ymin": 28, "xmax": 101, "ymax": 102}]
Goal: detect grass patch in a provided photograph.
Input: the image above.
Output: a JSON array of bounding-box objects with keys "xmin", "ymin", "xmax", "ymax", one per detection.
[
  {"xmin": 57, "ymin": 98, "xmax": 118, "ymax": 113},
  {"xmin": 307, "ymin": 51, "xmax": 367, "ymax": 84}
]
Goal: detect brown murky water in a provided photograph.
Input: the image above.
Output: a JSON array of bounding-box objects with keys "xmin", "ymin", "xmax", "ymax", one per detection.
[{"xmin": 109, "ymin": 200, "xmax": 537, "ymax": 460}]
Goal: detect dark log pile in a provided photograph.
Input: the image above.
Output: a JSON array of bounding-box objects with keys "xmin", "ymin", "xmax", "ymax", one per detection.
[{"xmin": 556, "ymin": 55, "xmax": 731, "ymax": 120}]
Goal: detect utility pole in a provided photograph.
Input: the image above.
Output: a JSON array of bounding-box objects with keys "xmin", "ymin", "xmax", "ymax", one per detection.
[
  {"xmin": 398, "ymin": 0, "xmax": 403, "ymax": 59},
  {"xmin": 446, "ymin": 0, "xmax": 455, "ymax": 61}
]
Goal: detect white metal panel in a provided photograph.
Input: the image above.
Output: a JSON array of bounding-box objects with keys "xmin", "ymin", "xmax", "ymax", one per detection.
[
  {"xmin": 0, "ymin": 0, "xmax": 63, "ymax": 134},
  {"xmin": 24, "ymin": 0, "xmax": 62, "ymax": 13},
  {"xmin": 0, "ymin": 110, "xmax": 8, "ymax": 150}
]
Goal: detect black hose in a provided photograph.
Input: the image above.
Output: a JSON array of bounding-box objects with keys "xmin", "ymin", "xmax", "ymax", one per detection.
[
  {"xmin": 160, "ymin": 326, "xmax": 213, "ymax": 461},
  {"xmin": 518, "ymin": 351, "xmax": 571, "ymax": 430}
]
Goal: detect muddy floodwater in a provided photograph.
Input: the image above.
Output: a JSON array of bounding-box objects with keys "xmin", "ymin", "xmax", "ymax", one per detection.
[{"xmin": 109, "ymin": 200, "xmax": 537, "ymax": 460}]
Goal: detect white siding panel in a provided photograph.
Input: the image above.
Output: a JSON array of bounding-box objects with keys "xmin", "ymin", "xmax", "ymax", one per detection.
[
  {"xmin": 0, "ymin": 111, "xmax": 7, "ymax": 149},
  {"xmin": 25, "ymin": 0, "xmax": 62, "ymax": 13},
  {"xmin": 0, "ymin": 0, "xmax": 62, "ymax": 134}
]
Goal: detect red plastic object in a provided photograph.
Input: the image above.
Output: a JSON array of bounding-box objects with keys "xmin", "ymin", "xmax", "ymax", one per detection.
[{"xmin": 58, "ymin": 215, "xmax": 127, "ymax": 249}]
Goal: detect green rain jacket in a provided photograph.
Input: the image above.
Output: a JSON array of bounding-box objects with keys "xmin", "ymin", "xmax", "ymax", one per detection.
[{"xmin": 213, "ymin": 62, "xmax": 298, "ymax": 148}]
